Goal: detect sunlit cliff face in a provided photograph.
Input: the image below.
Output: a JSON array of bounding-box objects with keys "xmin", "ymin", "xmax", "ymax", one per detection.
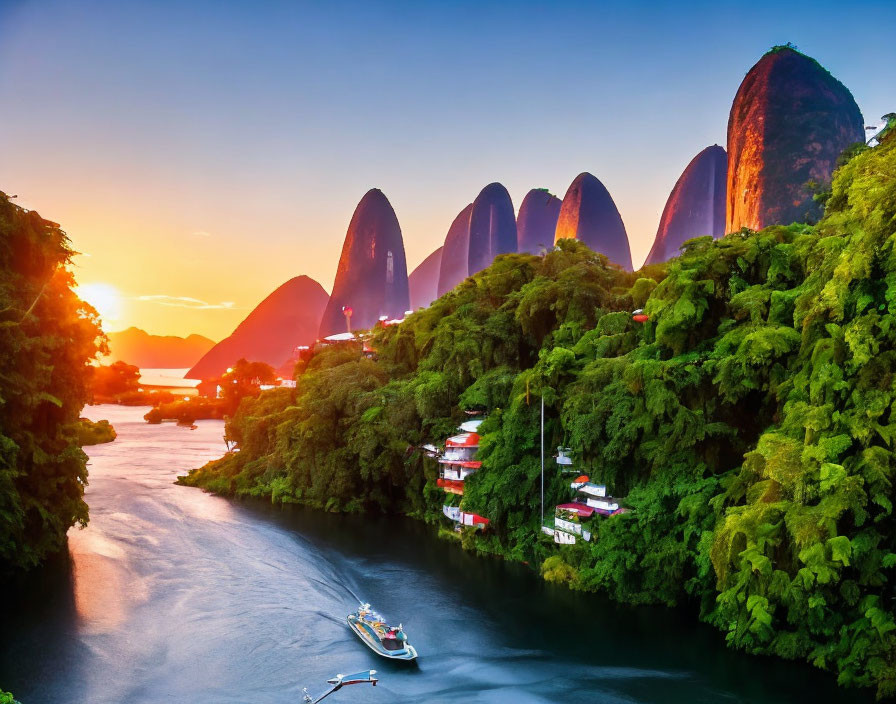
[
  {"xmin": 318, "ymin": 188, "xmax": 410, "ymax": 337},
  {"xmin": 644, "ymin": 145, "xmax": 727, "ymax": 266},
  {"xmin": 554, "ymin": 172, "xmax": 632, "ymax": 271},
  {"xmin": 553, "ymin": 179, "xmax": 584, "ymax": 243},
  {"xmin": 726, "ymin": 47, "xmax": 864, "ymax": 233}
]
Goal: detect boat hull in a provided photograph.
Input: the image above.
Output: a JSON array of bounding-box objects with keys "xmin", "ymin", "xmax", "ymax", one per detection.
[{"xmin": 347, "ymin": 615, "xmax": 418, "ymax": 661}]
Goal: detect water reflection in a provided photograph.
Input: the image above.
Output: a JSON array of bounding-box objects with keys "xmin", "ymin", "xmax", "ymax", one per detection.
[{"xmin": 0, "ymin": 406, "xmax": 876, "ymax": 704}]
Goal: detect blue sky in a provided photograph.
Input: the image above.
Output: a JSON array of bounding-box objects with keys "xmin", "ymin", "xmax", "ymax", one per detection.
[{"xmin": 0, "ymin": 0, "xmax": 893, "ymax": 338}]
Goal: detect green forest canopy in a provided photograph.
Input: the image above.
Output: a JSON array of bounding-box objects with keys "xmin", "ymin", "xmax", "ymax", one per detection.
[
  {"xmin": 0, "ymin": 193, "xmax": 102, "ymax": 574},
  {"xmin": 182, "ymin": 138, "xmax": 896, "ymax": 697}
]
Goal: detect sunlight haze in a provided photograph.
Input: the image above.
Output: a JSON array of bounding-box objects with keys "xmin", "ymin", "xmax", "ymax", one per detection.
[{"xmin": 1, "ymin": 0, "xmax": 892, "ymax": 339}]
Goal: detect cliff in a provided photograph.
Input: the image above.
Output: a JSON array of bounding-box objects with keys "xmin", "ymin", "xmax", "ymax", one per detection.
[
  {"xmin": 437, "ymin": 204, "xmax": 473, "ymax": 297},
  {"xmin": 517, "ymin": 188, "xmax": 562, "ymax": 255},
  {"xmin": 726, "ymin": 46, "xmax": 864, "ymax": 231},
  {"xmin": 644, "ymin": 145, "xmax": 727, "ymax": 265},
  {"xmin": 554, "ymin": 172, "xmax": 632, "ymax": 270},
  {"xmin": 318, "ymin": 189, "xmax": 410, "ymax": 336},
  {"xmin": 186, "ymin": 276, "xmax": 328, "ymax": 380},
  {"xmin": 408, "ymin": 246, "xmax": 443, "ymax": 310},
  {"xmin": 467, "ymin": 182, "xmax": 517, "ymax": 276}
]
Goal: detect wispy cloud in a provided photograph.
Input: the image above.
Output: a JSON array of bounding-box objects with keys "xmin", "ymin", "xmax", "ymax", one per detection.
[
  {"xmin": 191, "ymin": 231, "xmax": 212, "ymax": 238},
  {"xmin": 136, "ymin": 295, "xmax": 236, "ymax": 310}
]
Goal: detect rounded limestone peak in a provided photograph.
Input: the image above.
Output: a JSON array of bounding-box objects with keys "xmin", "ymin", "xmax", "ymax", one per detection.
[
  {"xmin": 645, "ymin": 145, "xmax": 727, "ymax": 266},
  {"xmin": 554, "ymin": 172, "xmax": 632, "ymax": 270},
  {"xmin": 408, "ymin": 246, "xmax": 443, "ymax": 310},
  {"xmin": 437, "ymin": 203, "xmax": 473, "ymax": 297},
  {"xmin": 467, "ymin": 182, "xmax": 517, "ymax": 276},
  {"xmin": 318, "ymin": 188, "xmax": 410, "ymax": 337},
  {"xmin": 517, "ymin": 188, "xmax": 561, "ymax": 255},
  {"xmin": 726, "ymin": 46, "xmax": 864, "ymax": 233}
]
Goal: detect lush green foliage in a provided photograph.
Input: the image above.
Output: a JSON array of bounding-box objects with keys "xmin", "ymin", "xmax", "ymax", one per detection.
[
  {"xmin": 0, "ymin": 689, "xmax": 20, "ymax": 704},
  {"xmin": 145, "ymin": 359, "xmax": 277, "ymax": 424},
  {"xmin": 77, "ymin": 418, "xmax": 117, "ymax": 446},
  {"xmin": 0, "ymin": 193, "xmax": 102, "ymax": 574},
  {"xmin": 217, "ymin": 359, "xmax": 278, "ymax": 415},
  {"xmin": 144, "ymin": 397, "xmax": 226, "ymax": 425},
  {"xmin": 181, "ymin": 139, "xmax": 896, "ymax": 696}
]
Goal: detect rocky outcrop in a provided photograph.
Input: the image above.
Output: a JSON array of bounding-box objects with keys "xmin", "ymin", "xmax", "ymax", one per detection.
[
  {"xmin": 437, "ymin": 204, "xmax": 473, "ymax": 296},
  {"xmin": 319, "ymin": 189, "xmax": 410, "ymax": 337},
  {"xmin": 186, "ymin": 276, "xmax": 328, "ymax": 380},
  {"xmin": 517, "ymin": 188, "xmax": 561, "ymax": 255},
  {"xmin": 645, "ymin": 145, "xmax": 727, "ymax": 265},
  {"xmin": 408, "ymin": 246, "xmax": 443, "ymax": 310},
  {"xmin": 554, "ymin": 172, "xmax": 632, "ymax": 270},
  {"xmin": 726, "ymin": 46, "xmax": 864, "ymax": 232},
  {"xmin": 467, "ymin": 183, "xmax": 517, "ymax": 276}
]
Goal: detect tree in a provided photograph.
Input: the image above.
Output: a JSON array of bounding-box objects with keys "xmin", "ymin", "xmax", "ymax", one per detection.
[
  {"xmin": 218, "ymin": 359, "xmax": 278, "ymax": 415},
  {"xmin": 0, "ymin": 192, "xmax": 103, "ymax": 574},
  {"xmin": 178, "ymin": 139, "xmax": 896, "ymax": 697},
  {"xmin": 89, "ymin": 360, "xmax": 140, "ymax": 400}
]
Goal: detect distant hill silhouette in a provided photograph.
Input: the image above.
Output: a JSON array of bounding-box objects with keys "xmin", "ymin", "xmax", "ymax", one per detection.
[
  {"xmin": 106, "ymin": 327, "xmax": 215, "ymax": 368},
  {"xmin": 186, "ymin": 275, "xmax": 329, "ymax": 380}
]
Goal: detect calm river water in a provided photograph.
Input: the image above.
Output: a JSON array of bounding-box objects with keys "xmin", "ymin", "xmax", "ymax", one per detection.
[{"xmin": 0, "ymin": 405, "xmax": 872, "ymax": 703}]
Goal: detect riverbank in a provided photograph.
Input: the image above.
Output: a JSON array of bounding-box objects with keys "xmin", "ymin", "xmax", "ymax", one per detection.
[
  {"xmin": 0, "ymin": 405, "xmax": 871, "ymax": 704},
  {"xmin": 177, "ymin": 135, "xmax": 896, "ymax": 700}
]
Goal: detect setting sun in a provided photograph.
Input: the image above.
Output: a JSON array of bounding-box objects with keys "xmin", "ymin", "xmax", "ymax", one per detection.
[{"xmin": 76, "ymin": 282, "xmax": 124, "ymax": 329}]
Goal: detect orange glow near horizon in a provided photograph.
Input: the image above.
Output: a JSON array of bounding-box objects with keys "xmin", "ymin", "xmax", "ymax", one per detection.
[{"xmin": 75, "ymin": 282, "xmax": 125, "ymax": 332}]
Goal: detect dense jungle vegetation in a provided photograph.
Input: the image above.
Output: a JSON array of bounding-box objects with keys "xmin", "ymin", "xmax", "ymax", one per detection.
[
  {"xmin": 181, "ymin": 137, "xmax": 896, "ymax": 697},
  {"xmin": 0, "ymin": 193, "xmax": 102, "ymax": 575}
]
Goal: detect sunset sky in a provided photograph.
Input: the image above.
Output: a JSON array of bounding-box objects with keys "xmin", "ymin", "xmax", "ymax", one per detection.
[{"xmin": 1, "ymin": 0, "xmax": 893, "ymax": 340}]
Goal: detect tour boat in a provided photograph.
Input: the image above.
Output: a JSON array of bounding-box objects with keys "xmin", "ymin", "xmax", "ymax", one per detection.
[{"xmin": 347, "ymin": 603, "xmax": 418, "ymax": 661}]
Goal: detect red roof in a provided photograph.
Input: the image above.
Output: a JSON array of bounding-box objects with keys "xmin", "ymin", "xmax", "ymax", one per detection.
[
  {"xmin": 556, "ymin": 502, "xmax": 594, "ymax": 518},
  {"xmin": 446, "ymin": 432, "xmax": 480, "ymax": 448},
  {"xmin": 437, "ymin": 478, "xmax": 465, "ymax": 495}
]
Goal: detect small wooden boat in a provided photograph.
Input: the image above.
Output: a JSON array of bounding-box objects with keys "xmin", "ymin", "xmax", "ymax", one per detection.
[{"xmin": 347, "ymin": 604, "xmax": 418, "ymax": 661}]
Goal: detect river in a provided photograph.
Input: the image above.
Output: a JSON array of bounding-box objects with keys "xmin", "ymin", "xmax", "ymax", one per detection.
[{"xmin": 0, "ymin": 405, "xmax": 871, "ymax": 703}]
